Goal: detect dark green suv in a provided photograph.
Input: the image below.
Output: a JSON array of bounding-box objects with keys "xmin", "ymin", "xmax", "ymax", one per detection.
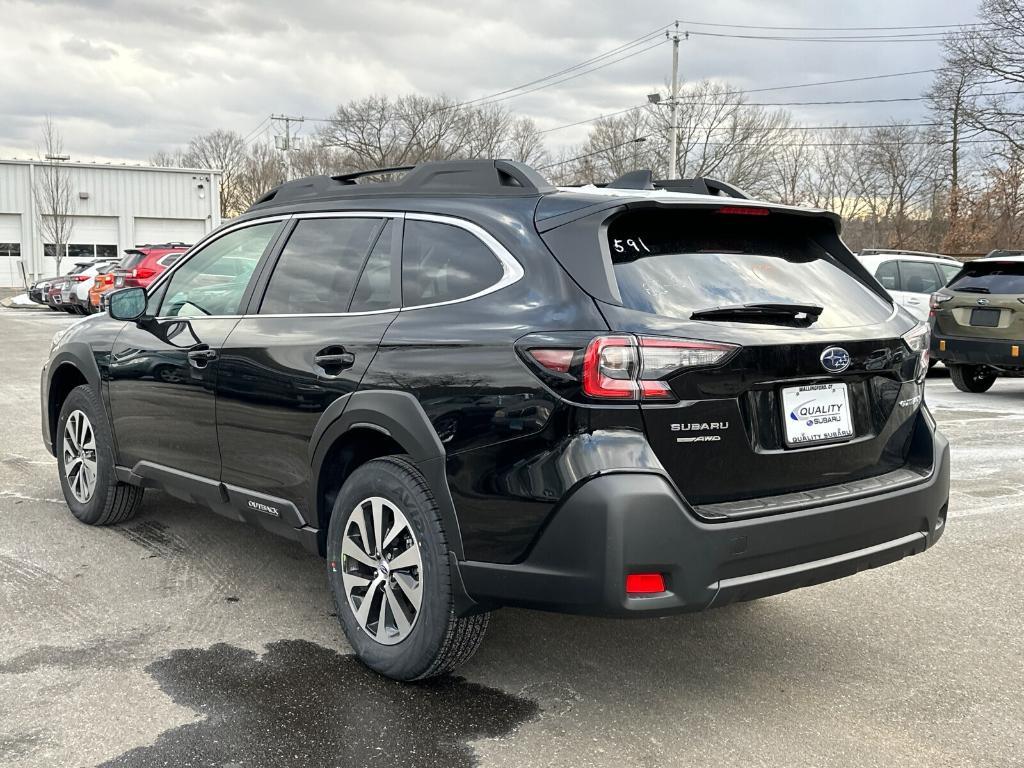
[{"xmin": 930, "ymin": 255, "xmax": 1024, "ymax": 392}]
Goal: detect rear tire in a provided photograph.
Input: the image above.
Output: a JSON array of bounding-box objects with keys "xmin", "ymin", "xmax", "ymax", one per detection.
[
  {"xmin": 326, "ymin": 455, "xmax": 488, "ymax": 681},
  {"xmin": 949, "ymin": 364, "xmax": 997, "ymax": 393},
  {"xmin": 56, "ymin": 385, "xmax": 144, "ymax": 525}
]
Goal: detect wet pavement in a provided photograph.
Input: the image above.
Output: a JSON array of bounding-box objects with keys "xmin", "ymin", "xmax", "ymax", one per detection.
[{"xmin": 1, "ymin": 309, "xmax": 1022, "ymax": 767}]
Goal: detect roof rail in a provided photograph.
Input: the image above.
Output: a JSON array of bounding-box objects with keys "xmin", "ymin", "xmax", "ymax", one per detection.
[
  {"xmin": 604, "ymin": 169, "xmax": 750, "ymax": 199},
  {"xmin": 247, "ymin": 159, "xmax": 557, "ymax": 211},
  {"xmin": 858, "ymin": 248, "xmax": 952, "ymax": 259}
]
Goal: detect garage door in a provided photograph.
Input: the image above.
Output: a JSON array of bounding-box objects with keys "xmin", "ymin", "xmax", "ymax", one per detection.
[
  {"xmin": 134, "ymin": 217, "xmax": 205, "ymax": 247},
  {"xmin": 42, "ymin": 215, "xmax": 119, "ymax": 275},
  {"xmin": 0, "ymin": 214, "xmax": 23, "ymax": 288}
]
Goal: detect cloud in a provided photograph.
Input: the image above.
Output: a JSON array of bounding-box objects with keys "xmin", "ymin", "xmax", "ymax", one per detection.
[
  {"xmin": 0, "ymin": 0, "xmax": 980, "ymax": 163},
  {"xmin": 61, "ymin": 36, "xmax": 118, "ymax": 61}
]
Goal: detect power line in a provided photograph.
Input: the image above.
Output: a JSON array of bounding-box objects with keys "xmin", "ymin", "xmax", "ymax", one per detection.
[
  {"xmin": 744, "ymin": 69, "xmax": 936, "ymax": 94},
  {"xmin": 457, "ymin": 25, "xmax": 669, "ymax": 108},
  {"xmin": 673, "ymin": 19, "xmax": 991, "ymax": 32},
  {"xmin": 473, "ymin": 38, "xmax": 667, "ymax": 107},
  {"xmin": 537, "ymin": 136, "xmax": 648, "ymax": 171},
  {"xmin": 685, "ymin": 30, "xmax": 956, "ymax": 43}
]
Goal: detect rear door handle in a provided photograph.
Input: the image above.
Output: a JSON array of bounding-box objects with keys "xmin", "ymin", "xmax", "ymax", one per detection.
[
  {"xmin": 314, "ymin": 346, "xmax": 355, "ymax": 374},
  {"xmin": 187, "ymin": 344, "xmax": 218, "ymax": 368}
]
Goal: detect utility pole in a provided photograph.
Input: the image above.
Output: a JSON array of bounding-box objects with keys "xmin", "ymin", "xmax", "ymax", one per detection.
[
  {"xmin": 667, "ymin": 25, "xmax": 686, "ymax": 179},
  {"xmin": 271, "ymin": 114, "xmax": 304, "ymax": 180}
]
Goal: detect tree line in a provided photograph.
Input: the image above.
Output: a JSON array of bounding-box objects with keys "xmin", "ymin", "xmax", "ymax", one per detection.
[{"xmin": 153, "ymin": 0, "xmax": 1024, "ymax": 256}]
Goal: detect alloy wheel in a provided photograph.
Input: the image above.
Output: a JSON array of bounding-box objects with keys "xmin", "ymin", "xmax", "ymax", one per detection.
[
  {"xmin": 63, "ymin": 409, "xmax": 98, "ymax": 504},
  {"xmin": 341, "ymin": 496, "xmax": 423, "ymax": 645}
]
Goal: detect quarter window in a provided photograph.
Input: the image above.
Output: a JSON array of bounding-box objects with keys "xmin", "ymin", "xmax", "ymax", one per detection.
[
  {"xmin": 260, "ymin": 218, "xmax": 383, "ymax": 315},
  {"xmin": 401, "ymin": 220, "xmax": 503, "ymax": 307},
  {"xmin": 159, "ymin": 222, "xmax": 279, "ymax": 317},
  {"xmin": 874, "ymin": 261, "xmax": 900, "ymax": 291}
]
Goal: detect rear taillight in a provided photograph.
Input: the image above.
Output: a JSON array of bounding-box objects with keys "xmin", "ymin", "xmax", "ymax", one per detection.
[
  {"xmin": 929, "ymin": 293, "xmax": 953, "ymax": 315},
  {"xmin": 524, "ymin": 334, "xmax": 738, "ymax": 403},
  {"xmin": 133, "ymin": 267, "xmax": 156, "ymax": 279},
  {"xmin": 72, "ymin": 275, "xmax": 89, "ymax": 282},
  {"xmin": 902, "ymin": 323, "xmax": 930, "ymax": 384},
  {"xmin": 578, "ymin": 335, "xmax": 737, "ymax": 401}
]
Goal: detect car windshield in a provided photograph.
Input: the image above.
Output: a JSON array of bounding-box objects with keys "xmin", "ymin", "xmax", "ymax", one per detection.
[
  {"xmin": 606, "ymin": 209, "xmax": 892, "ymax": 329},
  {"xmin": 948, "ymin": 261, "xmax": 1024, "ymax": 294}
]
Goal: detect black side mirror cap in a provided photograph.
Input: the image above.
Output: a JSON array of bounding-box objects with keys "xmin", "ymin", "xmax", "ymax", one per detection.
[{"xmin": 107, "ymin": 287, "xmax": 147, "ymax": 321}]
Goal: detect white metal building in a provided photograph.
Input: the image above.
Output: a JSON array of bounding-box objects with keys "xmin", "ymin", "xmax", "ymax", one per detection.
[{"xmin": 0, "ymin": 159, "xmax": 221, "ymax": 287}]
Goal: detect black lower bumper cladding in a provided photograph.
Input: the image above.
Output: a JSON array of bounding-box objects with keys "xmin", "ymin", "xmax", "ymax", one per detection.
[{"xmin": 458, "ymin": 416, "xmax": 949, "ymax": 617}]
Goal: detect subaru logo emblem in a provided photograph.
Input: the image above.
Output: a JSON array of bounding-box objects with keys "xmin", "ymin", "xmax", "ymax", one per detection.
[
  {"xmin": 977, "ymin": 298, "xmax": 990, "ymax": 306},
  {"xmin": 820, "ymin": 346, "xmax": 851, "ymax": 373}
]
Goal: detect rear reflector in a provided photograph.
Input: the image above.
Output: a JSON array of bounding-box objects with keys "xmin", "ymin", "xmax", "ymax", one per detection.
[
  {"xmin": 626, "ymin": 573, "xmax": 666, "ymax": 595},
  {"xmin": 716, "ymin": 206, "xmax": 769, "ymax": 216}
]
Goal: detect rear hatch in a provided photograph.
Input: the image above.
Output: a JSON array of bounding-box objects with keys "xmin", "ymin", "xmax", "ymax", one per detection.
[
  {"xmin": 539, "ymin": 201, "xmax": 928, "ymax": 512},
  {"xmin": 933, "ymin": 259, "xmax": 1024, "ymax": 340}
]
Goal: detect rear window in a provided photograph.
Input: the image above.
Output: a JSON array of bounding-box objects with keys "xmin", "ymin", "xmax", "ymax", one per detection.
[
  {"xmin": 119, "ymin": 251, "xmax": 146, "ymax": 270},
  {"xmin": 948, "ymin": 261, "xmax": 1024, "ymax": 294},
  {"xmin": 606, "ymin": 209, "xmax": 892, "ymax": 329}
]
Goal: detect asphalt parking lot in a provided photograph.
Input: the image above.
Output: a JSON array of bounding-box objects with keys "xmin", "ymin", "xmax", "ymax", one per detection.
[{"xmin": 1, "ymin": 308, "xmax": 1022, "ymax": 768}]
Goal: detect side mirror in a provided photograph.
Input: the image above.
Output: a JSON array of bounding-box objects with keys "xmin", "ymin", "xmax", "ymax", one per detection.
[{"xmin": 107, "ymin": 287, "xmax": 147, "ymax": 321}]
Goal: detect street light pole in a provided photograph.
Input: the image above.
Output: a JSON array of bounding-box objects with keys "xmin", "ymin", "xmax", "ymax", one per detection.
[{"xmin": 667, "ymin": 26, "xmax": 682, "ymax": 179}]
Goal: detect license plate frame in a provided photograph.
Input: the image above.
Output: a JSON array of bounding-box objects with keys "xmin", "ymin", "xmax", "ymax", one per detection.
[
  {"xmin": 970, "ymin": 307, "xmax": 1000, "ymax": 327},
  {"xmin": 780, "ymin": 382, "xmax": 855, "ymax": 448}
]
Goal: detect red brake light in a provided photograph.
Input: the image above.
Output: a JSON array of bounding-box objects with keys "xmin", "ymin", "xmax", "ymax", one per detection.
[
  {"xmin": 581, "ymin": 335, "xmax": 738, "ymax": 402},
  {"xmin": 72, "ymin": 275, "xmax": 89, "ymax": 282},
  {"xmin": 527, "ymin": 348, "xmax": 575, "ymax": 373},
  {"xmin": 134, "ymin": 267, "xmax": 156, "ymax": 279},
  {"xmin": 716, "ymin": 206, "xmax": 769, "ymax": 216},
  {"xmin": 626, "ymin": 573, "xmax": 666, "ymax": 595}
]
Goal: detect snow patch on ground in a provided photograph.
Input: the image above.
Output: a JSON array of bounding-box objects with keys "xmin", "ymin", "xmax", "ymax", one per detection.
[{"xmin": 8, "ymin": 293, "xmax": 41, "ymax": 308}]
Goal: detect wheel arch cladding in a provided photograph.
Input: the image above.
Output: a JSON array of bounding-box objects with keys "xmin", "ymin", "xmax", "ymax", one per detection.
[
  {"xmin": 47, "ymin": 356, "xmax": 96, "ymax": 448},
  {"xmin": 310, "ymin": 390, "xmax": 464, "ymax": 559}
]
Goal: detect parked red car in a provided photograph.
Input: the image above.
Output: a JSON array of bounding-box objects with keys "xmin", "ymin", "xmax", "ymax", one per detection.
[{"xmin": 110, "ymin": 242, "xmax": 191, "ymax": 290}]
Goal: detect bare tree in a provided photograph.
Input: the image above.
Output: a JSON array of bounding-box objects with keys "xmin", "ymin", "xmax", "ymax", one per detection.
[
  {"xmin": 946, "ymin": 0, "xmax": 1024, "ymax": 152},
  {"xmin": 149, "ymin": 148, "xmax": 186, "ymax": 168},
  {"xmin": 35, "ymin": 117, "xmax": 75, "ymax": 275},
  {"xmin": 506, "ymin": 117, "xmax": 547, "ymax": 165},
  {"xmin": 234, "ymin": 143, "xmax": 286, "ymax": 212},
  {"xmin": 320, "ymin": 94, "xmax": 549, "ymax": 170},
  {"xmin": 179, "ymin": 130, "xmax": 247, "ymax": 217}
]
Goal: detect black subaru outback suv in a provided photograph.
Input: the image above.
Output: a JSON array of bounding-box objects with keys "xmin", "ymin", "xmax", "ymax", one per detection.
[{"xmin": 42, "ymin": 160, "xmax": 950, "ymax": 680}]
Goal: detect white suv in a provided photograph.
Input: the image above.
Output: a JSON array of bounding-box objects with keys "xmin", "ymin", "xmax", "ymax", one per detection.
[{"xmin": 857, "ymin": 250, "xmax": 962, "ymax": 323}]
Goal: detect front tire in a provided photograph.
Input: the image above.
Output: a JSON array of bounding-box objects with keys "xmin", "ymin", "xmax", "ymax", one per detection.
[
  {"xmin": 56, "ymin": 385, "xmax": 144, "ymax": 525},
  {"xmin": 326, "ymin": 455, "xmax": 488, "ymax": 681},
  {"xmin": 949, "ymin": 364, "xmax": 997, "ymax": 393}
]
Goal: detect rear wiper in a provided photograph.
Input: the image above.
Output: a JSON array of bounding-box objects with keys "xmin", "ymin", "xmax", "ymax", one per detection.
[
  {"xmin": 690, "ymin": 302, "xmax": 824, "ymax": 322},
  {"xmin": 954, "ymin": 286, "xmax": 990, "ymax": 294}
]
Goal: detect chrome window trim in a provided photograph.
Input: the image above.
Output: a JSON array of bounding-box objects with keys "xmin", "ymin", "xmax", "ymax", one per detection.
[{"xmin": 143, "ymin": 210, "xmax": 525, "ymax": 321}]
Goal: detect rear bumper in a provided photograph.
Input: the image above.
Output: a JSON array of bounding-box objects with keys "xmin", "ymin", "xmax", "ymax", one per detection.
[
  {"xmin": 458, "ymin": 418, "xmax": 949, "ymax": 617},
  {"xmin": 931, "ymin": 331, "xmax": 1023, "ymax": 367}
]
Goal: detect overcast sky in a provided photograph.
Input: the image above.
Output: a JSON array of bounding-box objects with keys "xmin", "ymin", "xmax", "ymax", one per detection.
[{"xmin": 0, "ymin": 0, "xmax": 981, "ymax": 165}]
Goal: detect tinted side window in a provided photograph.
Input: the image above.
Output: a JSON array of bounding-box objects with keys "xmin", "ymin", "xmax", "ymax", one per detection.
[
  {"xmin": 899, "ymin": 261, "xmax": 943, "ymax": 294},
  {"xmin": 351, "ymin": 220, "xmax": 398, "ymax": 312},
  {"xmin": 402, "ymin": 220, "xmax": 503, "ymax": 308},
  {"xmin": 261, "ymin": 218, "xmax": 382, "ymax": 315},
  {"xmin": 159, "ymin": 222, "xmax": 279, "ymax": 317},
  {"xmin": 938, "ymin": 263, "xmax": 961, "ymax": 284},
  {"xmin": 874, "ymin": 261, "xmax": 900, "ymax": 291}
]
